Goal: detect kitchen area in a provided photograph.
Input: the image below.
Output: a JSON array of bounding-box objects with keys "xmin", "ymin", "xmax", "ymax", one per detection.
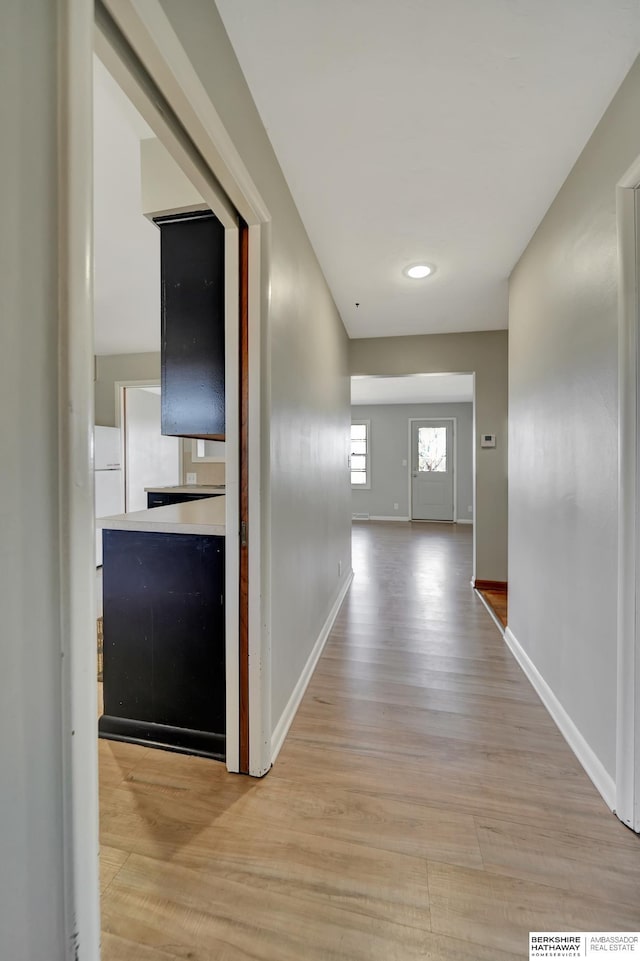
[
  {"xmin": 95, "ymin": 210, "xmax": 229, "ymax": 762},
  {"xmin": 93, "ymin": 59, "xmax": 233, "ymax": 766}
]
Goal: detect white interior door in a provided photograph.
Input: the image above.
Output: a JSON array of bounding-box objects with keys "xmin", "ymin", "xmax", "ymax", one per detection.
[
  {"xmin": 411, "ymin": 419, "xmax": 454, "ymax": 521},
  {"xmin": 124, "ymin": 386, "xmax": 181, "ymax": 511}
]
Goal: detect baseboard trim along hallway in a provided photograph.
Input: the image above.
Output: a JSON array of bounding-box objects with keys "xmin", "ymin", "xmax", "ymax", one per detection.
[
  {"xmin": 270, "ymin": 569, "xmax": 355, "ymax": 764},
  {"xmin": 504, "ymin": 626, "xmax": 616, "ymax": 810}
]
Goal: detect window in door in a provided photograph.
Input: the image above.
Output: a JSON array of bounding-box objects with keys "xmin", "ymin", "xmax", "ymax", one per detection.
[
  {"xmin": 351, "ymin": 421, "xmax": 370, "ymax": 488},
  {"xmin": 418, "ymin": 425, "xmax": 447, "ymax": 472},
  {"xmin": 411, "ymin": 419, "xmax": 454, "ymax": 521}
]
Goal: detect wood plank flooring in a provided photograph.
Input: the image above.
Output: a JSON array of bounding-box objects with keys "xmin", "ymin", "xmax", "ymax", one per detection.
[
  {"xmin": 477, "ymin": 585, "xmax": 508, "ymax": 628},
  {"xmin": 99, "ymin": 521, "xmax": 640, "ymax": 960}
]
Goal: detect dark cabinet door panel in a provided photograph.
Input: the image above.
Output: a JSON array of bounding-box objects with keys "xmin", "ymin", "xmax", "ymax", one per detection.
[
  {"xmin": 99, "ymin": 529, "xmax": 226, "ymax": 760},
  {"xmin": 157, "ymin": 211, "xmax": 225, "ymax": 440}
]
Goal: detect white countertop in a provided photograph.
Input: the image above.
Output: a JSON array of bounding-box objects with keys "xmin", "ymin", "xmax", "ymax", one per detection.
[
  {"xmin": 144, "ymin": 485, "xmax": 226, "ymax": 494},
  {"xmin": 98, "ymin": 495, "xmax": 226, "ymax": 536}
]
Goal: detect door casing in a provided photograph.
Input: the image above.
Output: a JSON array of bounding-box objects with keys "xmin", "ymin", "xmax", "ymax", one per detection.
[
  {"xmin": 408, "ymin": 417, "xmax": 457, "ymax": 522},
  {"xmin": 616, "ymin": 161, "xmax": 640, "ymax": 833},
  {"xmin": 116, "ymin": 380, "xmax": 182, "ymax": 512}
]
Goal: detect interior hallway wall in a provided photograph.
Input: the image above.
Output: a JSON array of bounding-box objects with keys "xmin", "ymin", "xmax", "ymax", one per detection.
[
  {"xmin": 352, "ymin": 402, "xmax": 473, "ymax": 521},
  {"xmin": 350, "ymin": 331, "xmax": 507, "ymax": 581},
  {"xmin": 0, "ymin": 2, "xmax": 86, "ymax": 957},
  {"xmin": 509, "ymin": 55, "xmax": 640, "ymax": 784},
  {"xmin": 160, "ymin": 0, "xmax": 352, "ymax": 742}
]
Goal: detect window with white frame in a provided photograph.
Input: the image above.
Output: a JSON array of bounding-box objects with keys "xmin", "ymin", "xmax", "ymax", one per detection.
[{"xmin": 351, "ymin": 421, "xmax": 370, "ymax": 488}]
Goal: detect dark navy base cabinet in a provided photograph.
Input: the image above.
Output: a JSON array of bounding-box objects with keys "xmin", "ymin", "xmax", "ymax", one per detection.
[
  {"xmin": 146, "ymin": 491, "xmax": 222, "ymax": 508},
  {"xmin": 99, "ymin": 528, "xmax": 225, "ymax": 760}
]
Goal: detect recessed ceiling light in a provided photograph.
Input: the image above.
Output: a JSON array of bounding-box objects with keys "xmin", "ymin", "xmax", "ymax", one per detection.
[{"xmin": 404, "ymin": 263, "xmax": 434, "ymax": 279}]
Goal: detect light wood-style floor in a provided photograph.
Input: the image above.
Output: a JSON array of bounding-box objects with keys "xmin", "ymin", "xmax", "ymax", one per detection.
[{"xmin": 99, "ymin": 521, "xmax": 640, "ymax": 960}]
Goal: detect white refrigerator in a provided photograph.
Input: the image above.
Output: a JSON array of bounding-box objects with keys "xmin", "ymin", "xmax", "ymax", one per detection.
[{"xmin": 95, "ymin": 425, "xmax": 124, "ymax": 566}]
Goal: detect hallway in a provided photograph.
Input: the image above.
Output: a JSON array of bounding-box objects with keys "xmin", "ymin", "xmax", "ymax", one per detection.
[{"xmin": 99, "ymin": 522, "xmax": 640, "ymax": 960}]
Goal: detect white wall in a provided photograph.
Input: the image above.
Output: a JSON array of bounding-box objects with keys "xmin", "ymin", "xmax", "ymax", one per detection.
[
  {"xmin": 94, "ymin": 57, "xmax": 160, "ymax": 355},
  {"xmin": 159, "ymin": 0, "xmax": 352, "ymax": 738},
  {"xmin": 351, "ymin": 403, "xmax": 473, "ymax": 521},
  {"xmin": 1, "ymin": 2, "xmax": 72, "ymax": 957},
  {"xmin": 509, "ymin": 56, "xmax": 640, "ymax": 782}
]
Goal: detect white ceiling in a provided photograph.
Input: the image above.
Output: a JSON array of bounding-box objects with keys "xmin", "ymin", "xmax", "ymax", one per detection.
[
  {"xmin": 352, "ymin": 373, "xmax": 473, "ymax": 406},
  {"xmin": 216, "ymin": 0, "xmax": 640, "ymax": 339}
]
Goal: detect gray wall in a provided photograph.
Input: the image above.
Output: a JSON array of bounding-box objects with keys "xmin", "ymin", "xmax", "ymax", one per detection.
[
  {"xmin": 350, "ymin": 331, "xmax": 507, "ymax": 581},
  {"xmin": 161, "ymin": 0, "xmax": 352, "ymax": 734},
  {"xmin": 352, "ymin": 403, "xmax": 473, "ymax": 521},
  {"xmin": 1, "ymin": 2, "xmax": 67, "ymax": 956},
  {"xmin": 509, "ymin": 56, "xmax": 640, "ymax": 780},
  {"xmin": 94, "ymin": 351, "xmax": 161, "ymax": 426}
]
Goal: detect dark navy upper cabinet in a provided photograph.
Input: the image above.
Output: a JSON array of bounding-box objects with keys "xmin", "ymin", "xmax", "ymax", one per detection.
[{"xmin": 156, "ymin": 211, "xmax": 225, "ymax": 440}]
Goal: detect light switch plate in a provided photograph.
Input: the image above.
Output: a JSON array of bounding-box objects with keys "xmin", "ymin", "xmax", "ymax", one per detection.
[{"xmin": 186, "ymin": 472, "xmax": 197, "ymax": 484}]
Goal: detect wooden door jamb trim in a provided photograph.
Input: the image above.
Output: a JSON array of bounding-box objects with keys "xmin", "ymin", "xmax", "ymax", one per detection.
[{"xmin": 239, "ymin": 219, "xmax": 249, "ymax": 773}]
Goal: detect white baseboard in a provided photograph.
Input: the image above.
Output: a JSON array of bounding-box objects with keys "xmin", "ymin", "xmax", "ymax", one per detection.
[
  {"xmin": 370, "ymin": 515, "xmax": 410, "ymax": 522},
  {"xmin": 270, "ymin": 569, "xmax": 354, "ymax": 764},
  {"xmin": 503, "ymin": 627, "xmax": 616, "ymax": 810},
  {"xmin": 457, "ymin": 518, "xmax": 473, "ymax": 525},
  {"xmin": 354, "ymin": 515, "xmax": 465, "ymax": 524}
]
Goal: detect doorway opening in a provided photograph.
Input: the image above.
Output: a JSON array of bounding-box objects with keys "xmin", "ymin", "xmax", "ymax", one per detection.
[
  {"xmin": 350, "ymin": 372, "xmax": 474, "ymax": 529},
  {"xmin": 349, "ymin": 371, "xmax": 509, "ymax": 624},
  {"xmin": 93, "ymin": 40, "xmax": 245, "ymax": 767},
  {"xmin": 118, "ymin": 383, "xmax": 182, "ymax": 512}
]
